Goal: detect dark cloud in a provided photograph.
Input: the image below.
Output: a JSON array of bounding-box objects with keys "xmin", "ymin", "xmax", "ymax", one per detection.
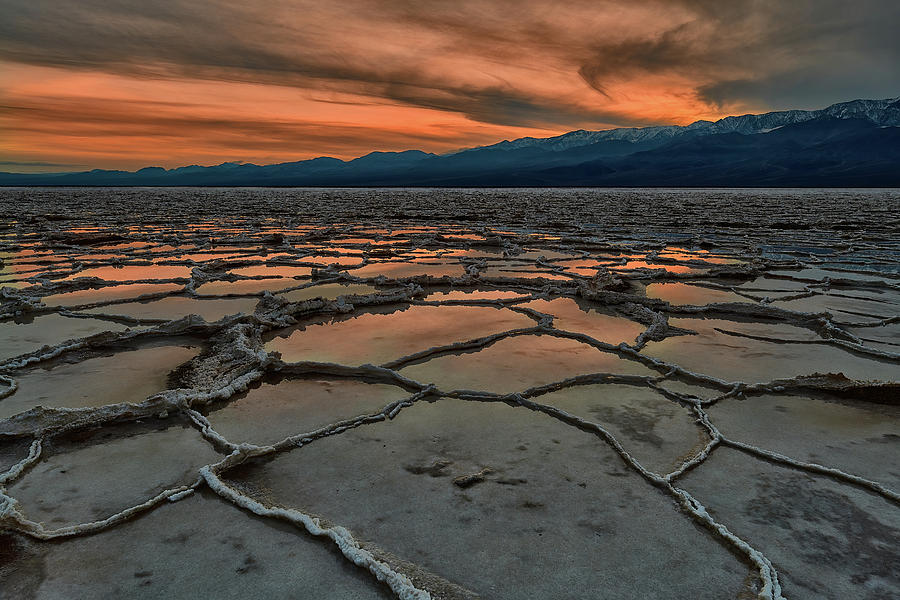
[
  {"xmin": 2, "ymin": 0, "xmax": 897, "ymax": 130},
  {"xmin": 0, "ymin": 1, "xmax": 625, "ymax": 128},
  {"xmin": 576, "ymin": 0, "xmax": 900, "ymax": 111}
]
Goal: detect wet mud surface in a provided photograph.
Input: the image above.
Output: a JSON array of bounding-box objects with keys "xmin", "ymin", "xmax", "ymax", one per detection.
[{"xmin": 0, "ymin": 188, "xmax": 898, "ymax": 599}]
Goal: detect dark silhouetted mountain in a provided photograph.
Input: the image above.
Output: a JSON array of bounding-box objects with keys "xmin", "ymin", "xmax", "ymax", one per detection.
[{"xmin": 2, "ymin": 96, "xmax": 898, "ymax": 187}]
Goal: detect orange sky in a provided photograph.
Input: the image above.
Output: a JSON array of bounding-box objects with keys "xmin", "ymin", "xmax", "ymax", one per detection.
[{"xmin": 1, "ymin": 1, "xmax": 898, "ymax": 171}]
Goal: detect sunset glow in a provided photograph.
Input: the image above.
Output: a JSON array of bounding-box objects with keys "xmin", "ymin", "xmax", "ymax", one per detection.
[{"xmin": 2, "ymin": 0, "xmax": 898, "ymax": 171}]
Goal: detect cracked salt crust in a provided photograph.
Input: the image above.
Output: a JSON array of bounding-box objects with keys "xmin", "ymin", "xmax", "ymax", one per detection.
[{"xmin": 0, "ymin": 188, "xmax": 898, "ymax": 599}]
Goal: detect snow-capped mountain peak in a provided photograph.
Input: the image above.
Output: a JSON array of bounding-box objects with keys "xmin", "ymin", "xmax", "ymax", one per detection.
[{"xmin": 459, "ymin": 97, "xmax": 900, "ymax": 154}]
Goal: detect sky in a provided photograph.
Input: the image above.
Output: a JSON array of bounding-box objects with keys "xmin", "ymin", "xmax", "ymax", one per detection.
[{"xmin": 1, "ymin": 0, "xmax": 898, "ymax": 172}]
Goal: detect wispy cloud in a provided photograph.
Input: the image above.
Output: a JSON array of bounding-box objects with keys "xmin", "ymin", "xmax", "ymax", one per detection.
[
  {"xmin": 0, "ymin": 160, "xmax": 84, "ymax": 167},
  {"xmin": 2, "ymin": 0, "xmax": 897, "ymax": 169}
]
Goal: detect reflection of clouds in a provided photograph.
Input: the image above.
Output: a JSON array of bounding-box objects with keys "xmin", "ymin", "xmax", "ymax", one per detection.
[
  {"xmin": 66, "ymin": 264, "xmax": 193, "ymax": 282},
  {"xmin": 43, "ymin": 284, "xmax": 185, "ymax": 307},
  {"xmin": 400, "ymin": 334, "xmax": 655, "ymax": 395},
  {"xmin": 644, "ymin": 282, "xmax": 745, "ymax": 305},
  {"xmin": 265, "ymin": 304, "xmax": 535, "ymax": 365}
]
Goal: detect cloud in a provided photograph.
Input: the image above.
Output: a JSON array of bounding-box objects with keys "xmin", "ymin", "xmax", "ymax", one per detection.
[
  {"xmin": 0, "ymin": 1, "xmax": 669, "ymax": 129},
  {"xmin": 4, "ymin": 1, "xmax": 897, "ymax": 121},
  {"xmin": 0, "ymin": 89, "xmax": 569, "ymax": 169},
  {"xmin": 1, "ymin": 0, "xmax": 898, "ymax": 168},
  {"xmin": 0, "ymin": 160, "xmax": 85, "ymax": 167}
]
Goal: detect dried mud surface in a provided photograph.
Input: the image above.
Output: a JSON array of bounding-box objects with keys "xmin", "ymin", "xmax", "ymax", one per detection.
[{"xmin": 0, "ymin": 188, "xmax": 898, "ymax": 599}]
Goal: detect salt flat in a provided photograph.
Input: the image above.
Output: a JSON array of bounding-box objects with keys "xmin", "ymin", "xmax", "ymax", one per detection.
[{"xmin": 0, "ymin": 187, "xmax": 898, "ymax": 600}]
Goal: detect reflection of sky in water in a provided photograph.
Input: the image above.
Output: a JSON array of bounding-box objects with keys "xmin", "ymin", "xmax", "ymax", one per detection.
[
  {"xmin": 0, "ymin": 191, "xmax": 897, "ymax": 600},
  {"xmin": 65, "ymin": 264, "xmax": 193, "ymax": 281},
  {"xmin": 349, "ymin": 262, "xmax": 466, "ymax": 278},
  {"xmin": 0, "ymin": 314, "xmax": 130, "ymax": 360},
  {"xmin": 523, "ymin": 298, "xmax": 645, "ymax": 345},
  {"xmin": 0, "ymin": 345, "xmax": 199, "ymax": 418},
  {"xmin": 644, "ymin": 282, "xmax": 747, "ymax": 305},
  {"xmin": 645, "ymin": 317, "xmax": 900, "ymax": 383},
  {"xmin": 227, "ymin": 265, "xmax": 313, "ymax": 278},
  {"xmin": 400, "ymin": 334, "xmax": 655, "ymax": 394},
  {"xmin": 195, "ymin": 279, "xmax": 298, "ymax": 295},
  {"xmin": 43, "ymin": 283, "xmax": 185, "ymax": 307},
  {"xmin": 265, "ymin": 304, "xmax": 535, "ymax": 366}
]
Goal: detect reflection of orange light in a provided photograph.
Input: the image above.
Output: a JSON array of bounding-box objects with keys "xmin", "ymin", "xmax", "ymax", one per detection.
[
  {"xmin": 44, "ymin": 284, "xmax": 184, "ymax": 307},
  {"xmin": 266, "ymin": 305, "xmax": 535, "ymax": 365},
  {"xmin": 98, "ymin": 242, "xmax": 155, "ymax": 250},
  {"xmin": 442, "ymin": 234, "xmax": 484, "ymax": 241},
  {"xmin": 228, "ymin": 265, "xmax": 313, "ymax": 278},
  {"xmin": 557, "ymin": 259, "xmax": 607, "ymax": 275},
  {"xmin": 389, "ymin": 228, "xmax": 433, "ymax": 235},
  {"xmin": 67, "ymin": 264, "xmax": 193, "ymax": 281},
  {"xmin": 526, "ymin": 298, "xmax": 644, "ymax": 344},
  {"xmin": 610, "ymin": 261, "xmax": 698, "ymax": 274},
  {"xmin": 350, "ymin": 262, "xmax": 465, "ymax": 278},
  {"xmin": 426, "ymin": 289, "xmax": 525, "ymax": 301},
  {"xmin": 324, "ymin": 247, "xmax": 366, "ymax": 255},
  {"xmin": 301, "ymin": 255, "xmax": 364, "ymax": 267},
  {"xmin": 400, "ymin": 334, "xmax": 653, "ymax": 394},
  {"xmin": 170, "ymin": 253, "xmax": 244, "ymax": 262},
  {"xmin": 658, "ymin": 248, "xmax": 738, "ymax": 265},
  {"xmin": 0, "ymin": 250, "xmax": 44, "ymax": 288}
]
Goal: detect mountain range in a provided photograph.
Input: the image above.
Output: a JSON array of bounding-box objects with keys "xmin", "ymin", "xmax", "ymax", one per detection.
[{"xmin": 3, "ymin": 96, "xmax": 899, "ymax": 187}]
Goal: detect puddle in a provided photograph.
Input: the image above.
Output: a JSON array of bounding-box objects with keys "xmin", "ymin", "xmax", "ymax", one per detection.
[
  {"xmin": 773, "ymin": 293, "xmax": 897, "ymax": 319},
  {"xmin": 11, "ymin": 490, "xmax": 394, "ymax": 598},
  {"xmin": 300, "ymin": 255, "xmax": 364, "ymax": 267},
  {"xmin": 226, "ymin": 265, "xmax": 313, "ymax": 278},
  {"xmin": 0, "ymin": 314, "xmax": 131, "ymax": 361},
  {"xmin": 424, "ymin": 289, "xmax": 528, "ymax": 301},
  {"xmin": 205, "ymin": 379, "xmax": 408, "ymax": 446},
  {"xmin": 657, "ymin": 249, "xmax": 740, "ymax": 264},
  {"xmin": 533, "ymin": 383, "xmax": 708, "ymax": 474},
  {"xmin": 770, "ymin": 268, "xmax": 895, "ymax": 285},
  {"xmin": 349, "ymin": 262, "xmax": 466, "ymax": 279},
  {"xmin": 266, "ymin": 305, "xmax": 535, "ymax": 365},
  {"xmin": 41, "ymin": 283, "xmax": 185, "ymax": 307},
  {"xmin": 610, "ymin": 261, "xmax": 703, "ymax": 274},
  {"xmin": 524, "ymin": 298, "xmax": 645, "ymax": 344},
  {"xmin": 224, "ymin": 399, "xmax": 748, "ymax": 600},
  {"xmin": 80, "ymin": 296, "xmax": 259, "ymax": 322},
  {"xmin": 678, "ymin": 447, "xmax": 900, "ymax": 600},
  {"xmin": 400, "ymin": 334, "xmax": 656, "ymax": 394},
  {"xmin": 480, "ymin": 267, "xmax": 571, "ymax": 281},
  {"xmin": 0, "ymin": 344, "xmax": 198, "ymax": 418},
  {"xmin": 277, "ymin": 283, "xmax": 380, "ymax": 303},
  {"xmin": 643, "ymin": 317, "xmax": 900, "ymax": 383},
  {"xmin": 8, "ymin": 420, "xmax": 221, "ymax": 527},
  {"xmin": 847, "ymin": 322, "xmax": 900, "ymax": 353},
  {"xmin": 514, "ymin": 250, "xmax": 578, "ymax": 260},
  {"xmin": 65, "ymin": 265, "xmax": 192, "ymax": 282},
  {"xmin": 644, "ymin": 282, "xmax": 748, "ymax": 305},
  {"xmin": 707, "ymin": 393, "xmax": 900, "ymax": 488},
  {"xmin": 194, "ymin": 279, "xmax": 298, "ymax": 296}
]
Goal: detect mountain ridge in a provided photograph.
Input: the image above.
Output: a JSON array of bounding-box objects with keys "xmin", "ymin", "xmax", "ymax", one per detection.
[
  {"xmin": 463, "ymin": 96, "xmax": 900, "ymax": 153},
  {"xmin": 2, "ymin": 96, "xmax": 898, "ymax": 187}
]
